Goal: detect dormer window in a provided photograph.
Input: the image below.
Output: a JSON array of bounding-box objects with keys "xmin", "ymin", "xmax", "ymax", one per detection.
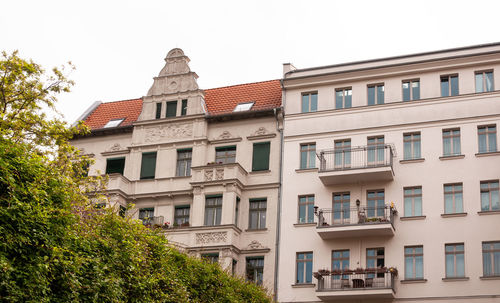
[
  {"xmin": 103, "ymin": 118, "xmax": 125, "ymax": 128},
  {"xmin": 233, "ymin": 102, "xmax": 254, "ymax": 112}
]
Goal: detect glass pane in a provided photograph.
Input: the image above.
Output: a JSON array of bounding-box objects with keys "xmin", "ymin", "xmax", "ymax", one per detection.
[
  {"xmin": 300, "ymin": 150, "xmax": 307, "ymax": 169},
  {"xmin": 492, "ymin": 190, "xmax": 500, "ymax": 210},
  {"xmin": 453, "ymin": 136, "xmax": 461, "ymax": 154},
  {"xmin": 301, "ymin": 95, "xmax": 309, "ymax": 112},
  {"xmin": 306, "ymin": 261, "xmax": 313, "ymax": 283},
  {"xmin": 486, "ymin": 72, "xmax": 494, "ymax": 91},
  {"xmin": 299, "ymin": 204, "xmax": 306, "ymax": 223},
  {"xmin": 297, "ymin": 262, "xmax": 304, "ymax": 283},
  {"xmin": 450, "ymin": 76, "xmax": 459, "ymax": 96},
  {"xmin": 307, "ymin": 204, "xmax": 314, "ymax": 223},
  {"xmin": 403, "ymin": 83, "xmax": 410, "ymax": 101},
  {"xmin": 405, "ymin": 256, "xmax": 413, "ymax": 279},
  {"xmin": 441, "ymin": 78, "xmax": 449, "ymax": 97},
  {"xmin": 404, "ymin": 140, "xmax": 411, "ymax": 159},
  {"xmin": 488, "ymin": 132, "xmax": 497, "ymax": 152},
  {"xmin": 476, "ymin": 73, "xmax": 484, "ymax": 93},
  {"xmin": 479, "ymin": 133, "xmax": 487, "ymax": 153},
  {"xmin": 416, "ymin": 255, "xmax": 423, "ymax": 279},
  {"xmin": 446, "ymin": 254, "xmax": 454, "ymax": 277},
  {"xmin": 414, "ymin": 196, "xmax": 422, "ymax": 216},
  {"xmin": 377, "ymin": 85, "xmax": 384, "ymax": 104},
  {"xmin": 456, "ymin": 193, "xmax": 463, "ymax": 213},
  {"xmin": 414, "ymin": 140, "xmax": 421, "ymax": 158},
  {"xmin": 368, "ymin": 86, "xmax": 375, "ymax": 105},
  {"xmin": 309, "ymin": 150, "xmax": 316, "ymax": 168},
  {"xmin": 443, "ymin": 137, "xmax": 451, "ymax": 155},
  {"xmin": 345, "ymin": 90, "xmax": 352, "ymax": 108},
  {"xmin": 494, "ymin": 251, "xmax": 500, "ymax": 274},
  {"xmin": 481, "ymin": 192, "xmax": 490, "ymax": 211},
  {"xmin": 404, "ymin": 197, "xmax": 412, "ymax": 217},
  {"xmin": 335, "ymin": 91, "xmax": 343, "ymax": 109},
  {"xmin": 215, "ymin": 207, "xmax": 221, "ymax": 225},
  {"xmin": 456, "ymin": 253, "xmax": 465, "ymax": 276},
  {"xmin": 249, "ymin": 212, "xmax": 257, "ymax": 229},
  {"xmin": 412, "ymin": 81, "xmax": 420, "ymax": 100},
  {"xmin": 483, "ymin": 252, "xmax": 492, "ymax": 276},
  {"xmin": 311, "ymin": 93, "xmax": 318, "ymax": 111}
]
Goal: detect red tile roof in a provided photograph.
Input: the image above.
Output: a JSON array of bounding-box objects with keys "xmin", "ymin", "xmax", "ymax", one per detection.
[
  {"xmin": 204, "ymin": 79, "xmax": 282, "ymax": 115},
  {"xmin": 84, "ymin": 98, "xmax": 142, "ymax": 130}
]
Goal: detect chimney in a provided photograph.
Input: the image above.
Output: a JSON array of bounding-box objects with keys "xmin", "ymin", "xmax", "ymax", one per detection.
[{"xmin": 282, "ymin": 63, "xmax": 297, "ymax": 76}]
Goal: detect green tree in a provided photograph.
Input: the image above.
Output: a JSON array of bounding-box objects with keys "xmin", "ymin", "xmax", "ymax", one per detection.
[{"xmin": 0, "ymin": 51, "xmax": 272, "ymax": 302}]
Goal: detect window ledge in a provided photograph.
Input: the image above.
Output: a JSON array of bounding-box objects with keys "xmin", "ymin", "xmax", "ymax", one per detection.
[
  {"xmin": 250, "ymin": 170, "xmax": 271, "ymax": 175},
  {"xmin": 400, "ymin": 158, "xmax": 425, "ymax": 164},
  {"xmin": 442, "ymin": 277, "xmax": 469, "ymax": 282},
  {"xmin": 291, "ymin": 283, "xmax": 315, "ymax": 288},
  {"xmin": 400, "ymin": 279, "xmax": 427, "ymax": 284},
  {"xmin": 171, "ymin": 175, "xmax": 192, "ymax": 179},
  {"xmin": 478, "ymin": 210, "xmax": 500, "ymax": 216},
  {"xmin": 400, "ymin": 215, "xmax": 426, "ymax": 221},
  {"xmin": 295, "ymin": 168, "xmax": 318, "ymax": 173},
  {"xmin": 475, "ymin": 151, "xmax": 500, "ymax": 157},
  {"xmin": 293, "ymin": 222, "xmax": 316, "ymax": 227},
  {"xmin": 480, "ymin": 276, "xmax": 500, "ymax": 280},
  {"xmin": 439, "ymin": 154, "xmax": 465, "ymax": 160},
  {"xmin": 441, "ymin": 212, "xmax": 468, "ymax": 218},
  {"xmin": 245, "ymin": 228, "xmax": 268, "ymax": 232}
]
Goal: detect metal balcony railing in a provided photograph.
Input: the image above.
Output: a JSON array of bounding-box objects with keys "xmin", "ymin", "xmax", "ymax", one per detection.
[
  {"xmin": 317, "ymin": 206, "xmax": 394, "ymax": 228},
  {"xmin": 315, "ymin": 268, "xmax": 396, "ymax": 292},
  {"xmin": 318, "ymin": 144, "xmax": 394, "ymax": 172},
  {"xmin": 141, "ymin": 216, "xmax": 164, "ymax": 226}
]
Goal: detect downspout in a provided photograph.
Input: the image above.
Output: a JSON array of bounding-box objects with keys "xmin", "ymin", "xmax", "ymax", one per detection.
[{"xmin": 273, "ymin": 81, "xmax": 286, "ymax": 302}]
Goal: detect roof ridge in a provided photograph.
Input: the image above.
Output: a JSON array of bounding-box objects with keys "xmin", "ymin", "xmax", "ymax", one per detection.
[{"xmin": 204, "ymin": 79, "xmax": 280, "ymax": 91}]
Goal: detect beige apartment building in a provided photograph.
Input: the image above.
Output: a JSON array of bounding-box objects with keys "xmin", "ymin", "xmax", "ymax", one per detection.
[
  {"xmin": 70, "ymin": 49, "xmax": 283, "ymax": 291},
  {"xmin": 277, "ymin": 43, "xmax": 500, "ymax": 303}
]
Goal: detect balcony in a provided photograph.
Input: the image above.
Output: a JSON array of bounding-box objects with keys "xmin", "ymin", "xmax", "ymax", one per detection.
[
  {"xmin": 190, "ymin": 163, "xmax": 248, "ymax": 186},
  {"xmin": 318, "ymin": 145, "xmax": 394, "ymax": 185},
  {"xmin": 314, "ymin": 268, "xmax": 396, "ymax": 300},
  {"xmin": 316, "ymin": 206, "xmax": 395, "ymax": 239}
]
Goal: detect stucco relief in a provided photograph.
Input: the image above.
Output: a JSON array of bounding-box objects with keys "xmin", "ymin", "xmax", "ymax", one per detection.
[
  {"xmin": 215, "ymin": 168, "xmax": 224, "ymax": 180},
  {"xmin": 144, "ymin": 123, "xmax": 193, "ymax": 143},
  {"xmin": 253, "ymin": 127, "xmax": 268, "ymax": 136},
  {"xmin": 246, "ymin": 240, "xmax": 265, "ymax": 250},
  {"xmin": 218, "ymin": 131, "xmax": 232, "ymax": 139},
  {"xmin": 204, "ymin": 169, "xmax": 213, "ymax": 181},
  {"xmin": 195, "ymin": 232, "xmax": 227, "ymax": 244},
  {"xmin": 107, "ymin": 143, "xmax": 123, "ymax": 152}
]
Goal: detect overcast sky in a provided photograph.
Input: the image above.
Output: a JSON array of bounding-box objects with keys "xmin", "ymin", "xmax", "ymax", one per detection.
[{"xmin": 2, "ymin": 0, "xmax": 499, "ymax": 123}]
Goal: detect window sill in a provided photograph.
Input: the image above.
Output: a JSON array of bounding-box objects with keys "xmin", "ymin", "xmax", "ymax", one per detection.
[
  {"xmin": 400, "ymin": 215, "xmax": 426, "ymax": 221},
  {"xmin": 245, "ymin": 228, "xmax": 268, "ymax": 232},
  {"xmin": 250, "ymin": 170, "xmax": 271, "ymax": 174},
  {"xmin": 478, "ymin": 210, "xmax": 500, "ymax": 216},
  {"xmin": 400, "ymin": 279, "xmax": 427, "ymax": 284},
  {"xmin": 399, "ymin": 158, "xmax": 425, "ymax": 164},
  {"xmin": 442, "ymin": 277, "xmax": 469, "ymax": 281},
  {"xmin": 172, "ymin": 175, "xmax": 191, "ymax": 179},
  {"xmin": 441, "ymin": 212, "xmax": 467, "ymax": 218},
  {"xmin": 475, "ymin": 151, "xmax": 500, "ymax": 157},
  {"xmin": 291, "ymin": 283, "xmax": 315, "ymax": 288},
  {"xmin": 439, "ymin": 154, "xmax": 465, "ymax": 160},
  {"xmin": 480, "ymin": 275, "xmax": 500, "ymax": 280},
  {"xmin": 293, "ymin": 222, "xmax": 316, "ymax": 227},
  {"xmin": 295, "ymin": 168, "xmax": 318, "ymax": 173}
]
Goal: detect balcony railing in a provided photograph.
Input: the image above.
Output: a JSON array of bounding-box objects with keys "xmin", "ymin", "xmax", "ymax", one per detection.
[
  {"xmin": 318, "ymin": 144, "xmax": 393, "ymax": 172},
  {"xmin": 317, "ymin": 206, "xmax": 394, "ymax": 228},
  {"xmin": 314, "ymin": 268, "xmax": 396, "ymax": 292},
  {"xmin": 141, "ymin": 216, "xmax": 164, "ymax": 226}
]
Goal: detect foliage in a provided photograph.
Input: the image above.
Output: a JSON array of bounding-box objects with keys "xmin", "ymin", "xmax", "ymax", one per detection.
[{"xmin": 0, "ymin": 51, "xmax": 272, "ymax": 302}]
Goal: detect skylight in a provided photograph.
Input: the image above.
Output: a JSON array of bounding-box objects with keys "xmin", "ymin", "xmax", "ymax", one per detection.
[
  {"xmin": 233, "ymin": 102, "xmax": 254, "ymax": 112},
  {"xmin": 103, "ymin": 118, "xmax": 125, "ymax": 128}
]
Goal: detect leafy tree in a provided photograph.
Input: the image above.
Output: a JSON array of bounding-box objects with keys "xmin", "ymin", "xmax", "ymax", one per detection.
[{"xmin": 0, "ymin": 51, "xmax": 272, "ymax": 302}]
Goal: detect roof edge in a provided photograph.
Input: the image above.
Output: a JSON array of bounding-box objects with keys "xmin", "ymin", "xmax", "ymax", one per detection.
[{"xmin": 72, "ymin": 101, "xmax": 102, "ymax": 127}]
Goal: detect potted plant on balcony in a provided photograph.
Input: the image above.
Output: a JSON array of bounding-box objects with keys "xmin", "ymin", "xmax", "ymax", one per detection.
[
  {"xmin": 162, "ymin": 222, "xmax": 170, "ymax": 229},
  {"xmin": 388, "ymin": 267, "xmax": 398, "ymax": 277},
  {"xmin": 180, "ymin": 222, "xmax": 190, "ymax": 227},
  {"xmin": 354, "ymin": 267, "xmax": 365, "ymax": 274},
  {"xmin": 313, "ymin": 272, "xmax": 322, "ymax": 279}
]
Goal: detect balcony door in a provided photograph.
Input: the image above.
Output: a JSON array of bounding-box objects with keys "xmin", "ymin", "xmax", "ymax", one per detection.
[
  {"xmin": 334, "ymin": 139, "xmax": 351, "ymax": 169},
  {"xmin": 332, "ymin": 193, "xmax": 350, "ymax": 225},
  {"xmin": 367, "ymin": 190, "xmax": 385, "ymax": 218},
  {"xmin": 367, "ymin": 136, "xmax": 385, "ymax": 166},
  {"xmin": 367, "ymin": 248, "xmax": 385, "ymax": 278}
]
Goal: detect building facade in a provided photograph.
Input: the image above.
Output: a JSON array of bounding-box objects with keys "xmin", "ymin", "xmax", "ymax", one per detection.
[
  {"xmin": 71, "ymin": 49, "xmax": 282, "ymax": 291},
  {"xmin": 278, "ymin": 44, "xmax": 500, "ymax": 302}
]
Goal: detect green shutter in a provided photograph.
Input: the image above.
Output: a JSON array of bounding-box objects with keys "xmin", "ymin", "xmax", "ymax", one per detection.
[
  {"xmin": 106, "ymin": 157, "xmax": 125, "ymax": 174},
  {"xmin": 140, "ymin": 152, "xmax": 157, "ymax": 179},
  {"xmin": 155, "ymin": 102, "xmax": 162, "ymax": 119},
  {"xmin": 252, "ymin": 142, "xmax": 270, "ymax": 171},
  {"xmin": 166, "ymin": 101, "xmax": 177, "ymax": 117}
]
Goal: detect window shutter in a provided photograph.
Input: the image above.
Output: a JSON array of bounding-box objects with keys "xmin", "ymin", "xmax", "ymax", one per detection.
[
  {"xmin": 140, "ymin": 152, "xmax": 157, "ymax": 179},
  {"xmin": 106, "ymin": 157, "xmax": 125, "ymax": 174},
  {"xmin": 252, "ymin": 142, "xmax": 270, "ymax": 171}
]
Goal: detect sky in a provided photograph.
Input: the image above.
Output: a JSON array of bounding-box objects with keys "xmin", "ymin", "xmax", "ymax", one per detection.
[{"xmin": 2, "ymin": 0, "xmax": 500, "ymax": 123}]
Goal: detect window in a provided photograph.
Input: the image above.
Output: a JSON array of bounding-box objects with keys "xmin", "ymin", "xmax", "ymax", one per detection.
[
  {"xmin": 181, "ymin": 99, "xmax": 188, "ymax": 116},
  {"xmin": 441, "ymin": 75, "xmax": 459, "ymax": 97},
  {"xmin": 155, "ymin": 102, "xmax": 162, "ymax": 119},
  {"xmin": 332, "ymin": 250, "xmax": 350, "ymax": 276},
  {"xmin": 246, "ymin": 257, "xmax": 264, "ymax": 285},
  {"xmin": 445, "ymin": 243, "xmax": 465, "ymax": 278},
  {"xmin": 215, "ymin": 146, "xmax": 236, "ymax": 164},
  {"xmin": 405, "ymin": 246, "xmax": 423, "ymax": 280},
  {"xmin": 140, "ymin": 152, "xmax": 157, "ymax": 180},
  {"xmin": 404, "ymin": 187, "xmax": 422, "ymax": 217},
  {"xmin": 139, "ymin": 208, "xmax": 154, "ymax": 225},
  {"xmin": 174, "ymin": 205, "xmax": 190, "ymax": 227},
  {"xmin": 367, "ymin": 136, "xmax": 385, "ymax": 165},
  {"xmin": 249, "ymin": 199, "xmax": 266, "ymax": 229},
  {"xmin": 475, "ymin": 71, "xmax": 494, "ymax": 93},
  {"xmin": 105, "ymin": 157, "xmax": 125, "ymax": 175},
  {"xmin": 482, "ymin": 242, "xmax": 500, "ymax": 277},
  {"xmin": 367, "ymin": 190, "xmax": 384, "ymax": 218},
  {"xmin": 334, "ymin": 139, "xmax": 351, "ymax": 168},
  {"xmin": 166, "ymin": 101, "xmax": 177, "ymax": 117},
  {"xmin": 367, "ymin": 84, "xmax": 384, "ymax": 105},
  {"xmin": 402, "ymin": 79, "xmax": 420, "ymax": 101},
  {"xmin": 403, "ymin": 132, "xmax": 421, "ymax": 160},
  {"xmin": 301, "ymin": 92, "xmax": 317, "ymax": 113},
  {"xmin": 201, "ymin": 253, "xmax": 219, "ymax": 264},
  {"xmin": 478, "ymin": 125, "xmax": 497, "ymax": 153},
  {"xmin": 235, "ymin": 197, "xmax": 240, "ymax": 227},
  {"xmin": 176, "ymin": 149, "xmax": 192, "ymax": 177},
  {"xmin": 335, "ymin": 88, "xmax": 352, "ymax": 109},
  {"xmin": 204, "ymin": 196, "xmax": 222, "ymax": 226},
  {"xmin": 300, "ymin": 143, "xmax": 316, "ymax": 169},
  {"xmin": 333, "ymin": 192, "xmax": 350, "ymax": 225},
  {"xmin": 103, "ymin": 118, "xmax": 124, "ymax": 128},
  {"xmin": 252, "ymin": 142, "xmax": 270, "ymax": 171},
  {"xmin": 296, "ymin": 252, "xmax": 313, "ymax": 284},
  {"xmin": 367, "ymin": 248, "xmax": 385, "ymax": 277},
  {"xmin": 444, "ymin": 183, "xmax": 463, "ymax": 214},
  {"xmin": 443, "ymin": 129, "xmax": 461, "ymax": 156},
  {"xmin": 298, "ymin": 195, "xmax": 315, "ymax": 224},
  {"xmin": 234, "ymin": 102, "xmax": 254, "ymax": 112},
  {"xmin": 481, "ymin": 180, "xmax": 499, "ymax": 211}
]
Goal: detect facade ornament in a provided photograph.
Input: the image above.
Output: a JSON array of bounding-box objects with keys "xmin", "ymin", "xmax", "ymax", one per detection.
[
  {"xmin": 204, "ymin": 169, "xmax": 213, "ymax": 181},
  {"xmin": 107, "ymin": 143, "xmax": 122, "ymax": 152},
  {"xmin": 144, "ymin": 123, "xmax": 193, "ymax": 142},
  {"xmin": 215, "ymin": 168, "xmax": 224, "ymax": 180},
  {"xmin": 247, "ymin": 240, "xmax": 264, "ymax": 250},
  {"xmin": 195, "ymin": 232, "xmax": 227, "ymax": 244},
  {"xmin": 253, "ymin": 127, "xmax": 268, "ymax": 136},
  {"xmin": 218, "ymin": 131, "xmax": 232, "ymax": 139}
]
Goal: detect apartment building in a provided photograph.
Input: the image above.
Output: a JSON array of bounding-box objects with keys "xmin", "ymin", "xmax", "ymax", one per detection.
[
  {"xmin": 70, "ymin": 49, "xmax": 283, "ymax": 290},
  {"xmin": 277, "ymin": 43, "xmax": 500, "ymax": 303}
]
